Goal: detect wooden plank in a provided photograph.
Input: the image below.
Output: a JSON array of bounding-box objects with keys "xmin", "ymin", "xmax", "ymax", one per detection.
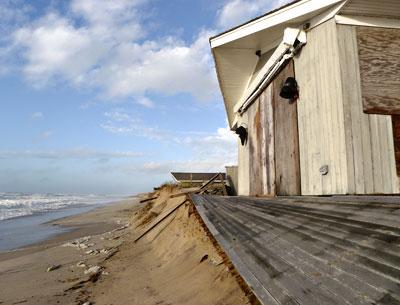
[
  {"xmin": 192, "ymin": 195, "xmax": 400, "ymax": 305},
  {"xmin": 134, "ymin": 200, "xmax": 187, "ymax": 243},
  {"xmin": 357, "ymin": 26, "xmax": 400, "ymax": 115},
  {"xmin": 272, "ymin": 61, "xmax": 301, "ymax": 196},
  {"xmin": 248, "ymin": 98, "xmax": 264, "ymax": 196},
  {"xmin": 341, "ymin": 0, "xmax": 400, "ymax": 19},
  {"xmin": 260, "ymin": 85, "xmax": 276, "ymax": 195},
  {"xmin": 392, "ymin": 115, "xmax": 400, "ymax": 177},
  {"xmin": 337, "ymin": 24, "xmax": 399, "ymax": 194},
  {"xmin": 199, "ymin": 172, "xmax": 220, "ymax": 190},
  {"xmin": 139, "ymin": 196, "xmax": 158, "ymax": 203},
  {"xmin": 247, "ymin": 82, "xmax": 276, "ymax": 197},
  {"xmin": 294, "ymin": 19, "xmax": 348, "ymax": 195},
  {"xmin": 238, "ymin": 111, "xmax": 250, "ymax": 195}
]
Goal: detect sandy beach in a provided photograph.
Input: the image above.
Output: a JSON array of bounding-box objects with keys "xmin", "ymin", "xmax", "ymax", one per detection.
[{"xmin": 0, "ymin": 186, "xmax": 255, "ymax": 305}]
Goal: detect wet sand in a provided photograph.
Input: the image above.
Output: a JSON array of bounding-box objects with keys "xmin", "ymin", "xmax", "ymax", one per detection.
[
  {"xmin": 0, "ymin": 188, "xmax": 254, "ymax": 305},
  {"xmin": 0, "ymin": 198, "xmax": 141, "ymax": 304}
]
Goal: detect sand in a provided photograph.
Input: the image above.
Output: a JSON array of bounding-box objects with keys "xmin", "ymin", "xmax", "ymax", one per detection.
[{"xmin": 0, "ymin": 187, "xmax": 255, "ymax": 305}]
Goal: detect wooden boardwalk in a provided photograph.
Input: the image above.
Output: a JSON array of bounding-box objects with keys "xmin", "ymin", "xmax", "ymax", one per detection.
[{"xmin": 190, "ymin": 195, "xmax": 400, "ymax": 305}]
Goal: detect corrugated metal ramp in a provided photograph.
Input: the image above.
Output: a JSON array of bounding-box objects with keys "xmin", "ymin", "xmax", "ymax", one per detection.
[{"xmin": 190, "ymin": 195, "xmax": 400, "ymax": 305}]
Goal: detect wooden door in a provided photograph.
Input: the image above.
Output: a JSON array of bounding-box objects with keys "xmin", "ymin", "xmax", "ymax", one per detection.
[{"xmin": 273, "ymin": 61, "xmax": 301, "ymax": 195}]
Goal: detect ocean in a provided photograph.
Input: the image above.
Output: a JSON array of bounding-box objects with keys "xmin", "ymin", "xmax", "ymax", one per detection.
[{"xmin": 0, "ymin": 193, "xmax": 124, "ymax": 251}]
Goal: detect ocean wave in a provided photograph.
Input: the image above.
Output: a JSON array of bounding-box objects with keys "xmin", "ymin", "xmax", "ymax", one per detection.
[{"xmin": 0, "ymin": 193, "xmax": 122, "ymax": 221}]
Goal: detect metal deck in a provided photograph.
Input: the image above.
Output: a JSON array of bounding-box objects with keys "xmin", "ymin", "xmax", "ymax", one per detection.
[{"xmin": 190, "ymin": 195, "xmax": 400, "ymax": 305}]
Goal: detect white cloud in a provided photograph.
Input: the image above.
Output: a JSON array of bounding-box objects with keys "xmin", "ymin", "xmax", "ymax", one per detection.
[
  {"xmin": 217, "ymin": 0, "xmax": 292, "ymax": 29},
  {"xmin": 175, "ymin": 125, "xmax": 238, "ymax": 168},
  {"xmin": 13, "ymin": 13, "xmax": 107, "ymax": 87},
  {"xmin": 0, "ymin": 1, "xmax": 32, "ymax": 37},
  {"xmin": 101, "ymin": 109, "xmax": 167, "ymax": 140},
  {"xmin": 100, "ymin": 107, "xmax": 238, "ymax": 172},
  {"xmin": 130, "ymin": 124, "xmax": 237, "ymax": 174},
  {"xmin": 135, "ymin": 96, "xmax": 154, "ymax": 108},
  {"xmin": 31, "ymin": 111, "xmax": 43, "ymax": 119},
  {"xmin": 138, "ymin": 158, "xmax": 235, "ymax": 175},
  {"xmin": 9, "ymin": 0, "xmax": 218, "ymax": 102},
  {"xmin": 0, "ymin": 148, "xmax": 144, "ymax": 161}
]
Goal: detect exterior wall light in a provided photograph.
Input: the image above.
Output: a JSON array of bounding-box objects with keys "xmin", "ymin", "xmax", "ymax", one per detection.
[
  {"xmin": 279, "ymin": 77, "xmax": 299, "ymax": 103},
  {"xmin": 235, "ymin": 125, "xmax": 248, "ymax": 146}
]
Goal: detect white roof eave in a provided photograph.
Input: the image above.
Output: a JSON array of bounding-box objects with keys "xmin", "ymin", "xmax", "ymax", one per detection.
[{"xmin": 210, "ymin": 0, "xmax": 346, "ymax": 49}]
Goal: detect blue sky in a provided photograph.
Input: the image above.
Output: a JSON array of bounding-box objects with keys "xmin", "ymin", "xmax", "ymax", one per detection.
[{"xmin": 0, "ymin": 0, "xmax": 287, "ymax": 195}]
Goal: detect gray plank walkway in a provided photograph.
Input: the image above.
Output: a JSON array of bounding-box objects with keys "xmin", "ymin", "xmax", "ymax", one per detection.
[{"xmin": 190, "ymin": 195, "xmax": 400, "ymax": 305}]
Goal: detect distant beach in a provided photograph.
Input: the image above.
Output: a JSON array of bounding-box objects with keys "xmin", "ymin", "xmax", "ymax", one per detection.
[
  {"xmin": 0, "ymin": 193, "xmax": 124, "ymax": 251},
  {"xmin": 0, "ymin": 187, "xmax": 251, "ymax": 305}
]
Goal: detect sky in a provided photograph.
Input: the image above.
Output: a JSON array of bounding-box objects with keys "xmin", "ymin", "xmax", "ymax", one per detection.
[{"xmin": 0, "ymin": 0, "xmax": 289, "ymax": 195}]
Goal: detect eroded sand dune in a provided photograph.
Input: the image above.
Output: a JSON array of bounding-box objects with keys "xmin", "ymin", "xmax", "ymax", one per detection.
[
  {"xmin": 0, "ymin": 185, "xmax": 256, "ymax": 305},
  {"xmin": 89, "ymin": 185, "xmax": 255, "ymax": 305}
]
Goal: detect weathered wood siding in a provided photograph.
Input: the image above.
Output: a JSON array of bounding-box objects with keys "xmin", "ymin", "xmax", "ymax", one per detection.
[
  {"xmin": 294, "ymin": 19, "xmax": 348, "ymax": 195},
  {"xmin": 337, "ymin": 24, "xmax": 399, "ymax": 194},
  {"xmin": 392, "ymin": 115, "xmax": 400, "ymax": 177},
  {"xmin": 341, "ymin": 0, "xmax": 400, "ymax": 19},
  {"xmin": 248, "ymin": 85, "xmax": 276, "ymax": 196},
  {"xmin": 237, "ymin": 85, "xmax": 275, "ymax": 197},
  {"xmin": 356, "ymin": 26, "xmax": 400, "ymax": 115},
  {"xmin": 273, "ymin": 62, "xmax": 301, "ymax": 196},
  {"xmin": 238, "ymin": 112, "xmax": 250, "ymax": 196},
  {"xmin": 248, "ymin": 98, "xmax": 265, "ymax": 196}
]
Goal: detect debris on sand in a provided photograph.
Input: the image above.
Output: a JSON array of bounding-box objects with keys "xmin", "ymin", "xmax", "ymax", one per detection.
[
  {"xmin": 46, "ymin": 265, "xmax": 61, "ymax": 272},
  {"xmin": 62, "ymin": 236, "xmax": 92, "ymax": 250},
  {"xmin": 77, "ymin": 261, "xmax": 86, "ymax": 268},
  {"xmin": 84, "ymin": 266, "xmax": 102, "ymax": 275}
]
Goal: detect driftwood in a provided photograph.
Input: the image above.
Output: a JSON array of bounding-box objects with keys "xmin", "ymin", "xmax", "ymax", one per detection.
[
  {"xmin": 169, "ymin": 173, "xmax": 228, "ymax": 199},
  {"xmin": 199, "ymin": 173, "xmax": 228, "ymax": 196},
  {"xmin": 139, "ymin": 196, "xmax": 158, "ymax": 203},
  {"xmin": 134, "ymin": 200, "xmax": 188, "ymax": 243}
]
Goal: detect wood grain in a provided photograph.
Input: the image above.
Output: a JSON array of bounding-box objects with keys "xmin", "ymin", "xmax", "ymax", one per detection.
[
  {"xmin": 392, "ymin": 115, "xmax": 400, "ymax": 176},
  {"xmin": 192, "ymin": 194, "xmax": 400, "ymax": 305},
  {"xmin": 238, "ymin": 111, "xmax": 250, "ymax": 195},
  {"xmin": 248, "ymin": 99, "xmax": 264, "ymax": 196},
  {"xmin": 338, "ymin": 24, "xmax": 399, "ymax": 194},
  {"xmin": 357, "ymin": 26, "xmax": 400, "ymax": 115},
  {"xmin": 272, "ymin": 61, "xmax": 301, "ymax": 196},
  {"xmin": 294, "ymin": 19, "xmax": 348, "ymax": 195},
  {"xmin": 246, "ymin": 85, "xmax": 276, "ymax": 196}
]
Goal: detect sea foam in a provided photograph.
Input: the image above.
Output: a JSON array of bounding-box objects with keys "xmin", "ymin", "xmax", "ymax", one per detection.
[{"xmin": 0, "ymin": 193, "xmax": 121, "ymax": 221}]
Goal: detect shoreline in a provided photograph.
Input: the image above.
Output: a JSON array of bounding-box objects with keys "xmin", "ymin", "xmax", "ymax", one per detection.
[
  {"xmin": 0, "ymin": 197, "xmax": 138, "ymax": 258},
  {"xmin": 0, "ymin": 188, "xmax": 252, "ymax": 305},
  {"xmin": 0, "ymin": 197, "xmax": 142, "ymax": 304},
  {"xmin": 0, "ymin": 197, "xmax": 128, "ymax": 252}
]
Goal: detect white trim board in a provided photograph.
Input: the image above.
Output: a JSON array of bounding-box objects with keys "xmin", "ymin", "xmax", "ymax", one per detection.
[
  {"xmin": 335, "ymin": 15, "xmax": 400, "ymax": 29},
  {"xmin": 210, "ymin": 0, "xmax": 346, "ymax": 49},
  {"xmin": 308, "ymin": 1, "xmax": 348, "ymax": 29}
]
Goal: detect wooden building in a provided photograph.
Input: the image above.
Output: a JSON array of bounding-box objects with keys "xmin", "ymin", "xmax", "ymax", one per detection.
[
  {"xmin": 171, "ymin": 172, "xmax": 226, "ymax": 187},
  {"xmin": 210, "ymin": 0, "xmax": 400, "ymax": 196}
]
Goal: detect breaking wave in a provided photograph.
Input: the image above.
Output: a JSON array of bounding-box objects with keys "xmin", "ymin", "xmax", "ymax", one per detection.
[{"xmin": 0, "ymin": 193, "xmax": 123, "ymax": 221}]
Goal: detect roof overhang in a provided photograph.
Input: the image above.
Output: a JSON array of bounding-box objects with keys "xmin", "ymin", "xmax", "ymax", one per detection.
[{"xmin": 211, "ymin": 0, "xmax": 348, "ymax": 128}]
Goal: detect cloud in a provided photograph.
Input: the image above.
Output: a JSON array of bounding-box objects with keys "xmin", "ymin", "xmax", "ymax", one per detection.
[
  {"xmin": 129, "ymin": 125, "xmax": 237, "ymax": 174},
  {"xmin": 217, "ymin": 0, "xmax": 292, "ymax": 29},
  {"xmin": 0, "ymin": 148, "xmax": 144, "ymax": 161},
  {"xmin": 0, "ymin": 1, "xmax": 32, "ymax": 38},
  {"xmin": 135, "ymin": 97, "xmax": 155, "ymax": 108},
  {"xmin": 138, "ymin": 158, "xmax": 235, "ymax": 175},
  {"xmin": 100, "ymin": 108, "xmax": 238, "ymax": 157},
  {"xmin": 8, "ymin": 0, "xmax": 218, "ymax": 102},
  {"xmin": 100, "ymin": 107, "xmax": 238, "ymax": 172},
  {"xmin": 101, "ymin": 109, "xmax": 167, "ymax": 140},
  {"xmin": 31, "ymin": 111, "xmax": 43, "ymax": 119}
]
